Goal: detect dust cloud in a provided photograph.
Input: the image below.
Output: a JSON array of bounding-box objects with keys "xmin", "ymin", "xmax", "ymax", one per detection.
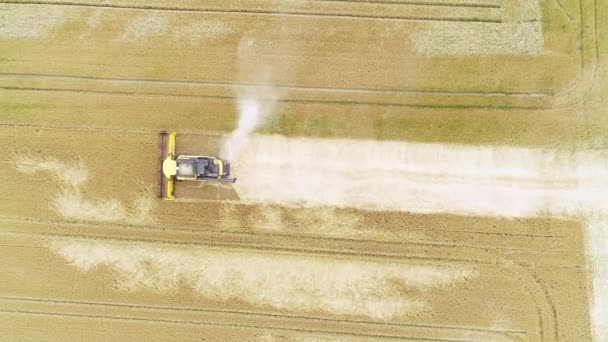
[
  {"xmin": 220, "ymin": 35, "xmax": 281, "ymax": 161},
  {"xmin": 221, "ymin": 11, "xmax": 303, "ymax": 160},
  {"xmin": 221, "ymin": 95, "xmax": 276, "ymax": 161}
]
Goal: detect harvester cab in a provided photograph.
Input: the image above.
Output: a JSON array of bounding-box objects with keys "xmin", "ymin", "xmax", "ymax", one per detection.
[{"xmin": 159, "ymin": 131, "xmax": 236, "ymax": 200}]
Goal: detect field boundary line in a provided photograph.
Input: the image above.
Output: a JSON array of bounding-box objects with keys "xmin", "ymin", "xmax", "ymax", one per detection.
[{"xmin": 0, "ymin": 0, "xmax": 502, "ymax": 23}]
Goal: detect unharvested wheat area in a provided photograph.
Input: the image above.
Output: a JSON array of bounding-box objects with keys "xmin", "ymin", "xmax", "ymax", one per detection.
[{"xmin": 1, "ymin": 0, "xmax": 607, "ymax": 341}]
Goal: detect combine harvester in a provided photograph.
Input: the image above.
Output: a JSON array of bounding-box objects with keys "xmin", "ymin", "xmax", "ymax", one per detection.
[{"xmin": 159, "ymin": 131, "xmax": 236, "ymax": 201}]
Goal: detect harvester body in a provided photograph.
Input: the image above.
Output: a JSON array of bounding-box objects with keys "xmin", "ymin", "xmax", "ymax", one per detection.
[{"xmin": 159, "ymin": 131, "xmax": 236, "ymax": 200}]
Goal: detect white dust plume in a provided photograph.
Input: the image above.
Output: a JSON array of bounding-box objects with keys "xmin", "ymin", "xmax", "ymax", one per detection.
[
  {"xmin": 221, "ymin": 13, "xmax": 302, "ymax": 161},
  {"xmin": 222, "ymin": 95, "xmax": 275, "ymax": 161},
  {"xmin": 221, "ymin": 36, "xmax": 279, "ymax": 161}
]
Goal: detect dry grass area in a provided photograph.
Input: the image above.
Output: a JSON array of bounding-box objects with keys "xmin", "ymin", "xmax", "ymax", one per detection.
[{"xmin": 2, "ymin": 0, "xmax": 608, "ymax": 341}]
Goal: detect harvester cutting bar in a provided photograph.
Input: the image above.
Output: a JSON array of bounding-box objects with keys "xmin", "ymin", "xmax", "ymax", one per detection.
[
  {"xmin": 159, "ymin": 131, "xmax": 167, "ymax": 199},
  {"xmin": 159, "ymin": 131, "xmax": 176, "ymax": 200}
]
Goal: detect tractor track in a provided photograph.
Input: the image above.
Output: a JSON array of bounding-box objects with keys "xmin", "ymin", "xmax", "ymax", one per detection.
[
  {"xmin": 0, "ymin": 73, "xmax": 548, "ymax": 98},
  {"xmin": 0, "ymin": 84, "xmax": 557, "ymax": 110}
]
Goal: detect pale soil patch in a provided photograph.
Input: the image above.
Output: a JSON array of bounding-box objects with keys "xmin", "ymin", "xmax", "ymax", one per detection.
[
  {"xmin": 85, "ymin": 9, "xmax": 103, "ymax": 28},
  {"xmin": 121, "ymin": 12, "xmax": 231, "ymax": 43},
  {"xmin": 414, "ymin": 0, "xmax": 543, "ymax": 55},
  {"xmin": 173, "ymin": 21, "xmax": 231, "ymax": 44},
  {"xmin": 0, "ymin": 5, "xmax": 66, "ymax": 38},
  {"xmin": 49, "ymin": 238, "xmax": 477, "ymax": 320},
  {"xmin": 53, "ymin": 189, "xmax": 128, "ymax": 222},
  {"xmin": 232, "ymin": 135, "xmax": 608, "ymax": 217},
  {"xmin": 250, "ymin": 333, "xmax": 366, "ymax": 342},
  {"xmin": 219, "ymin": 204, "xmax": 412, "ymax": 240},
  {"xmin": 414, "ymin": 22, "xmax": 544, "ymax": 55},
  {"xmin": 15, "ymin": 157, "xmax": 88, "ymax": 187},
  {"xmin": 14, "ymin": 157, "xmax": 154, "ymax": 223},
  {"xmin": 122, "ymin": 13, "xmax": 169, "ymax": 40}
]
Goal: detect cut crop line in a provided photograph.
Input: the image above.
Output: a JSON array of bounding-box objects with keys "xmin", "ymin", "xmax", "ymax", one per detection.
[
  {"xmin": 0, "ymin": 296, "xmax": 528, "ymax": 336},
  {"xmin": 0, "ymin": 1, "xmax": 502, "ymax": 22},
  {"xmin": 307, "ymin": 0, "xmax": 501, "ymax": 9},
  {"xmin": 0, "ymin": 73, "xmax": 548, "ymax": 97}
]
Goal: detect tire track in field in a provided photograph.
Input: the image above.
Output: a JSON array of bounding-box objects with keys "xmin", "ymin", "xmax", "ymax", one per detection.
[
  {"xmin": 0, "ymin": 73, "xmax": 547, "ymax": 97},
  {"xmin": 0, "ymin": 84, "xmax": 555, "ymax": 110}
]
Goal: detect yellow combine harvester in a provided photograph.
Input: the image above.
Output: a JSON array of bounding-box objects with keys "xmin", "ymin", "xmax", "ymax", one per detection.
[{"xmin": 159, "ymin": 131, "xmax": 236, "ymax": 200}]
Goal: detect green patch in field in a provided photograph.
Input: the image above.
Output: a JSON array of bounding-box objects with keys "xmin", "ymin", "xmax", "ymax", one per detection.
[
  {"xmin": 0, "ymin": 41, "xmax": 18, "ymax": 65},
  {"xmin": 260, "ymin": 113, "xmax": 352, "ymax": 138},
  {"xmin": 0, "ymin": 104, "xmax": 46, "ymax": 121},
  {"xmin": 374, "ymin": 114, "xmax": 515, "ymax": 145},
  {"xmin": 260, "ymin": 113, "xmax": 301, "ymax": 134},
  {"xmin": 302, "ymin": 115, "xmax": 351, "ymax": 138}
]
